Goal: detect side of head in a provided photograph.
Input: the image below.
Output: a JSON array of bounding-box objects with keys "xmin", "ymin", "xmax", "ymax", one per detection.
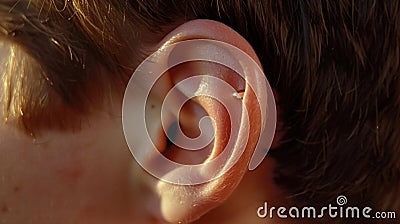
[{"xmin": 0, "ymin": 0, "xmax": 399, "ymax": 223}]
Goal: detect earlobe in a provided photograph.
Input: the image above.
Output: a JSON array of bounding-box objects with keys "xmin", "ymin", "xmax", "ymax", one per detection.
[{"xmin": 122, "ymin": 19, "xmax": 276, "ymax": 223}]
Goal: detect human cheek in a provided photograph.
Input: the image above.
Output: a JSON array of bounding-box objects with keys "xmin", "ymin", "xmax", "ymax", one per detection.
[{"xmin": 0, "ymin": 114, "xmax": 137, "ymax": 223}]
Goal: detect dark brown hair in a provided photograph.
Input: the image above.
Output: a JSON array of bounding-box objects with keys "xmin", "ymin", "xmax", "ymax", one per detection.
[{"xmin": 1, "ymin": 0, "xmax": 399, "ymax": 218}]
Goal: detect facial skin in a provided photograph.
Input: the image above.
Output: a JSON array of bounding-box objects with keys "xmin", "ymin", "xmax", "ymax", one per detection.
[
  {"xmin": 0, "ymin": 104, "xmax": 287, "ymax": 224},
  {"xmin": 0, "ymin": 19, "xmax": 295, "ymax": 224},
  {"xmin": 0, "ymin": 110, "xmax": 138, "ymax": 223},
  {"xmin": 0, "ymin": 74, "xmax": 285, "ymax": 223}
]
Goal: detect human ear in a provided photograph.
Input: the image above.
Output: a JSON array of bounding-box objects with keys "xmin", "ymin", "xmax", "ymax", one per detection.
[{"xmin": 122, "ymin": 19, "xmax": 276, "ymax": 223}]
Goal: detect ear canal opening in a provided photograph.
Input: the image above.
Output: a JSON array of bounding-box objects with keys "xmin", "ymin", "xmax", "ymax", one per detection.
[{"xmin": 162, "ymin": 98, "xmax": 215, "ymax": 165}]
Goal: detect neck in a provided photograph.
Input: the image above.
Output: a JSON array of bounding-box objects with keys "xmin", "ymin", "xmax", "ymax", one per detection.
[{"xmin": 192, "ymin": 157, "xmax": 292, "ymax": 224}]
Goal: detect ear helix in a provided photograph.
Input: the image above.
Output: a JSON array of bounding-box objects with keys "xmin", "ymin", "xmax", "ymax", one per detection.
[{"xmin": 122, "ymin": 39, "xmax": 277, "ymax": 185}]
